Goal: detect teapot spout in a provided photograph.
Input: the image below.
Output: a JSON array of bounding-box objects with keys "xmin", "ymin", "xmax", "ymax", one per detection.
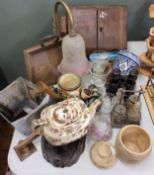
[{"xmin": 89, "ymin": 99, "xmax": 102, "ymax": 119}]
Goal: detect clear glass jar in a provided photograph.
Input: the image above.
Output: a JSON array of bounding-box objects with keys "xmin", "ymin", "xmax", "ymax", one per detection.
[
  {"xmin": 89, "ymin": 93, "xmax": 113, "ymax": 141},
  {"xmin": 89, "ymin": 112, "xmax": 112, "ymax": 141},
  {"xmin": 90, "ymin": 60, "xmax": 112, "ymax": 88}
]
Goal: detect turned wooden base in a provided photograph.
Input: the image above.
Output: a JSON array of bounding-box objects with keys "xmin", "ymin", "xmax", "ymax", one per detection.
[
  {"xmin": 41, "ymin": 135, "xmax": 86, "ymax": 168},
  {"xmin": 139, "ymin": 53, "xmax": 154, "ymax": 77}
]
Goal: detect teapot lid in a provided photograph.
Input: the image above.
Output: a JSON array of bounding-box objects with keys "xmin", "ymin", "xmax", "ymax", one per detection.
[{"xmin": 41, "ymin": 98, "xmax": 91, "ymax": 145}]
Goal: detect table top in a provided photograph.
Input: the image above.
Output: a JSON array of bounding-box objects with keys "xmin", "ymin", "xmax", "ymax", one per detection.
[{"xmin": 8, "ymin": 41, "xmax": 154, "ymax": 175}]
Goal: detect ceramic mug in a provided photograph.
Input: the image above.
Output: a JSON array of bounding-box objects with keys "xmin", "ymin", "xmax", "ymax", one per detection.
[{"xmin": 57, "ymin": 73, "xmax": 81, "ymax": 98}]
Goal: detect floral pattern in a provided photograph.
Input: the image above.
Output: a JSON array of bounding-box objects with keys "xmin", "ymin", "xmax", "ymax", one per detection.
[{"xmin": 40, "ymin": 98, "xmax": 92, "ymax": 145}]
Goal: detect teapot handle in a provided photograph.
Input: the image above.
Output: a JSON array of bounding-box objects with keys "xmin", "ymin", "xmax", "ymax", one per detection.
[
  {"xmin": 14, "ymin": 132, "xmax": 39, "ymax": 151},
  {"xmin": 32, "ymin": 118, "xmax": 48, "ymax": 134},
  {"xmin": 14, "ymin": 119, "xmax": 47, "ymax": 153}
]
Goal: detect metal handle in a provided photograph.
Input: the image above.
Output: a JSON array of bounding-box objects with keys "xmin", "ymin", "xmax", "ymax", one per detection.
[
  {"xmin": 41, "ymin": 34, "xmax": 60, "ymax": 47},
  {"xmin": 41, "ymin": 1, "xmax": 75, "ymax": 46},
  {"xmin": 54, "ymin": 0, "xmax": 76, "ymax": 37}
]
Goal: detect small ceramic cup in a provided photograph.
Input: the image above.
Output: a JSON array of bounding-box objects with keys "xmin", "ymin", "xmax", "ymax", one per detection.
[
  {"xmin": 116, "ymin": 125, "xmax": 152, "ymax": 163},
  {"xmin": 58, "ymin": 73, "xmax": 81, "ymax": 97}
]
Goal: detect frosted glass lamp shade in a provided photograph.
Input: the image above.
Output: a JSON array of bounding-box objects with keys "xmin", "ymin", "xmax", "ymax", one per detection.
[{"xmin": 58, "ymin": 34, "xmax": 90, "ymax": 76}]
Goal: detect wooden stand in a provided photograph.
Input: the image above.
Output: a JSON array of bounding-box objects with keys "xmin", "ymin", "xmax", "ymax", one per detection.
[
  {"xmin": 41, "ymin": 135, "xmax": 86, "ymax": 167},
  {"xmin": 139, "ymin": 5, "xmax": 154, "ymax": 76},
  {"xmin": 141, "ymin": 85, "xmax": 154, "ymax": 124},
  {"xmin": 139, "ymin": 53, "xmax": 154, "ymax": 77}
]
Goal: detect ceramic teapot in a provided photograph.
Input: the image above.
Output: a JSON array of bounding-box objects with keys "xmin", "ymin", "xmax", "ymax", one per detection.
[
  {"xmin": 14, "ymin": 97, "xmax": 101, "ymax": 163},
  {"xmin": 32, "ymin": 97, "xmax": 101, "ymax": 146}
]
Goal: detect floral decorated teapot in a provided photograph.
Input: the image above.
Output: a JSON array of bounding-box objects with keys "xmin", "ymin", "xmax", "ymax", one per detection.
[
  {"xmin": 14, "ymin": 97, "xmax": 101, "ymax": 157},
  {"xmin": 32, "ymin": 97, "xmax": 101, "ymax": 146}
]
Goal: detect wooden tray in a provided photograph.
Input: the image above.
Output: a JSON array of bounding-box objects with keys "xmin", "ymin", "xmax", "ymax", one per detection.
[{"xmin": 24, "ymin": 41, "xmax": 62, "ymax": 85}]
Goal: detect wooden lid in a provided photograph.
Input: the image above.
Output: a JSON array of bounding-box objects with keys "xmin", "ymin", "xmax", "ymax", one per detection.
[{"xmin": 90, "ymin": 141, "xmax": 117, "ymax": 169}]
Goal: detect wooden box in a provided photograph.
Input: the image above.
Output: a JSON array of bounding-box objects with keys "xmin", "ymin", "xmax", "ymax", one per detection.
[{"xmin": 68, "ymin": 5, "xmax": 128, "ymax": 52}]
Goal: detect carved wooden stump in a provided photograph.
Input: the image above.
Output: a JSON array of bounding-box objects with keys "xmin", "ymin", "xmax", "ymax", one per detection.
[{"xmin": 41, "ymin": 135, "xmax": 86, "ymax": 167}]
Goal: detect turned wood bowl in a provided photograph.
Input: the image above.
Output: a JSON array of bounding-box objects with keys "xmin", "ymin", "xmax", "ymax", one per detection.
[{"xmin": 116, "ymin": 125, "xmax": 152, "ymax": 163}]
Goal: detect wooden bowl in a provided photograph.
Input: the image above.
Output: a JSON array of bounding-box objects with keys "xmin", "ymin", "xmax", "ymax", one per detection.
[{"xmin": 116, "ymin": 125, "xmax": 152, "ymax": 163}]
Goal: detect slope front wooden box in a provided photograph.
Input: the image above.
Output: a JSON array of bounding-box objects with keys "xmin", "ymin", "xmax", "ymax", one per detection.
[{"xmin": 24, "ymin": 41, "xmax": 62, "ymax": 85}]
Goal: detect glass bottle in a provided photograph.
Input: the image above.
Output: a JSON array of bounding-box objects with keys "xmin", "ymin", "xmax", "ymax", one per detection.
[{"xmin": 89, "ymin": 94, "xmax": 113, "ymax": 141}]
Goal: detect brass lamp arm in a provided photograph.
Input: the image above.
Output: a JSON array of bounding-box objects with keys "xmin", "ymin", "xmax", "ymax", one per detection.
[{"xmin": 54, "ymin": 0, "xmax": 76, "ymax": 37}]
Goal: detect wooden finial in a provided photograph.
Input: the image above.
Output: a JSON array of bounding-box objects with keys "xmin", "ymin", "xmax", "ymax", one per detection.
[{"xmin": 149, "ymin": 4, "xmax": 154, "ymax": 18}]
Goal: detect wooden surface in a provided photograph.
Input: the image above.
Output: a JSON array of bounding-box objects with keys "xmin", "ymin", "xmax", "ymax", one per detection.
[
  {"xmin": 141, "ymin": 85, "xmax": 154, "ymax": 124},
  {"xmin": 0, "ymin": 117, "xmax": 13, "ymax": 175}
]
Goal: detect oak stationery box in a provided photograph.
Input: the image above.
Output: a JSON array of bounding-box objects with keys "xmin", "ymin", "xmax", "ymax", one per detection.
[{"xmin": 67, "ymin": 5, "xmax": 128, "ymax": 52}]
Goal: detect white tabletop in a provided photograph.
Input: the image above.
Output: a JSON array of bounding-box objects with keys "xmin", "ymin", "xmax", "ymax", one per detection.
[{"xmin": 8, "ymin": 41, "xmax": 154, "ymax": 175}]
